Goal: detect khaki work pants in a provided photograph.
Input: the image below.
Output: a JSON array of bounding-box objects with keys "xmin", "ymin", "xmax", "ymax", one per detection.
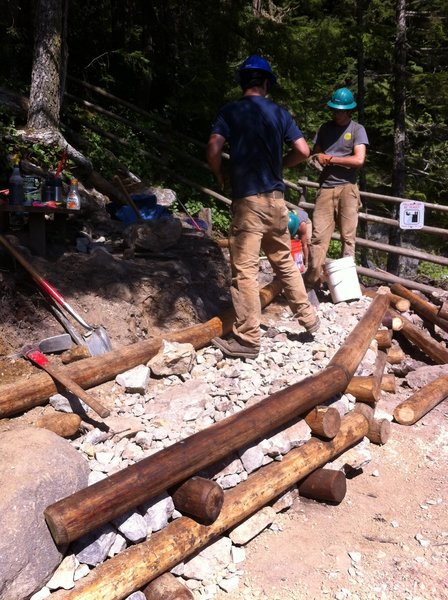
[
  {"xmin": 229, "ymin": 193, "xmax": 316, "ymax": 348},
  {"xmin": 306, "ymin": 183, "xmax": 361, "ymax": 289}
]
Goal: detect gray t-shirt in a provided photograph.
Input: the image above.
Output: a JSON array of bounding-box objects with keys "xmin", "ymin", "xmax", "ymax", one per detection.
[{"xmin": 313, "ymin": 120, "xmax": 369, "ymax": 187}]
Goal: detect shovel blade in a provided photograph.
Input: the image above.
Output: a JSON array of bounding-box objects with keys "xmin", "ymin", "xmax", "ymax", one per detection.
[{"xmin": 84, "ymin": 327, "xmax": 113, "ymax": 356}]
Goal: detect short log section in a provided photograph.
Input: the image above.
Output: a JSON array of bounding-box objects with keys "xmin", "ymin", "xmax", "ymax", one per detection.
[
  {"xmin": 393, "ymin": 375, "xmax": 448, "ymax": 425},
  {"xmin": 170, "ymin": 477, "xmax": 224, "ymax": 524},
  {"xmin": 298, "ymin": 468, "xmax": 347, "ymax": 504},
  {"xmin": 304, "ymin": 406, "xmax": 341, "ymax": 439}
]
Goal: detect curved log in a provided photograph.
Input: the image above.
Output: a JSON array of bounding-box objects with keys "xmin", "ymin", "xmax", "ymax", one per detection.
[
  {"xmin": 49, "ymin": 413, "xmax": 369, "ymax": 600},
  {"xmin": 44, "ymin": 293, "xmax": 389, "ymax": 546}
]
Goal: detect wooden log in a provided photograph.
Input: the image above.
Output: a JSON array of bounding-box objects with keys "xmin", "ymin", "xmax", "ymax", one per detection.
[
  {"xmin": 143, "ymin": 573, "xmax": 194, "ymax": 600},
  {"xmin": 44, "ymin": 293, "xmax": 389, "ymax": 547},
  {"xmin": 362, "ymin": 287, "xmax": 410, "ymax": 312},
  {"xmin": 372, "ymin": 350, "xmax": 388, "ymax": 399},
  {"xmin": 367, "ymin": 418, "xmax": 391, "ymax": 445},
  {"xmin": 386, "ymin": 344, "xmax": 406, "ymax": 365},
  {"xmin": 390, "ymin": 283, "xmax": 448, "ymax": 334},
  {"xmin": 49, "ymin": 413, "xmax": 369, "ymax": 600},
  {"xmin": 438, "ymin": 300, "xmax": 448, "ymax": 321},
  {"xmin": 389, "ymin": 308, "xmax": 448, "ymax": 364},
  {"xmin": 346, "ymin": 374, "xmax": 396, "ymax": 402},
  {"xmin": 381, "ymin": 313, "xmax": 403, "ymax": 331},
  {"xmin": 170, "ymin": 476, "xmax": 224, "ymax": 525},
  {"xmin": 345, "ymin": 377, "xmax": 380, "ymax": 404},
  {"xmin": 35, "ymin": 413, "xmax": 82, "ymax": 438},
  {"xmin": 374, "ymin": 329, "xmax": 393, "ymax": 349},
  {"xmin": 298, "ymin": 468, "xmax": 347, "ymax": 504},
  {"xmin": 393, "ymin": 375, "xmax": 448, "ymax": 425},
  {"xmin": 304, "ymin": 406, "xmax": 341, "ymax": 439},
  {"xmin": 328, "ymin": 292, "xmax": 390, "ymax": 377},
  {"xmin": 352, "ymin": 403, "xmax": 375, "ymax": 423},
  {"xmin": 61, "ymin": 346, "xmax": 91, "ymax": 364},
  {"xmin": 0, "ymin": 280, "xmax": 283, "ymax": 418}
]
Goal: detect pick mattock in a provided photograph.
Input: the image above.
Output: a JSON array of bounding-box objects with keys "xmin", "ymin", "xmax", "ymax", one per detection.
[
  {"xmin": 22, "ymin": 345, "xmax": 110, "ymax": 419},
  {"xmin": 0, "ymin": 234, "xmax": 112, "ymax": 356}
]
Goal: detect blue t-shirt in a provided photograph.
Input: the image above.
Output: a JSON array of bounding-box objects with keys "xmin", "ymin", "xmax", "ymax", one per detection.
[
  {"xmin": 210, "ymin": 96, "xmax": 303, "ymax": 199},
  {"xmin": 313, "ymin": 120, "xmax": 369, "ymax": 187}
]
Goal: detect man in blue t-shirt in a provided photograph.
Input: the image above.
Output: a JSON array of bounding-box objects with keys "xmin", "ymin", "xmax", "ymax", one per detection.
[
  {"xmin": 305, "ymin": 87, "xmax": 369, "ymax": 290},
  {"xmin": 206, "ymin": 54, "xmax": 319, "ymax": 359}
]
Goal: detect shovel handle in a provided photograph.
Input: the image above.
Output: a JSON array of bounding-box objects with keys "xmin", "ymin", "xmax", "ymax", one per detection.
[
  {"xmin": 0, "ymin": 234, "xmax": 92, "ymax": 331},
  {"xmin": 25, "ymin": 349, "xmax": 110, "ymax": 419}
]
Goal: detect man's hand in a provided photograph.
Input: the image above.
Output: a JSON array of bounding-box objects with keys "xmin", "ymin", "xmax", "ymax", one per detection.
[{"xmin": 317, "ymin": 153, "xmax": 333, "ymax": 167}]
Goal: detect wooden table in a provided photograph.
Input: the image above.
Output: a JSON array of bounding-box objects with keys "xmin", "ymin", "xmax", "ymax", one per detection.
[{"xmin": 0, "ymin": 204, "xmax": 79, "ymax": 257}]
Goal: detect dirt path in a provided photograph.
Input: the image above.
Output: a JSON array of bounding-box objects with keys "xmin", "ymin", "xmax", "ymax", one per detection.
[{"xmin": 215, "ymin": 399, "xmax": 448, "ymax": 600}]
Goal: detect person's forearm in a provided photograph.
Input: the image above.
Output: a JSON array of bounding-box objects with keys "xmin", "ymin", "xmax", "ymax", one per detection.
[
  {"xmin": 206, "ymin": 143, "xmax": 225, "ymax": 188},
  {"xmin": 316, "ymin": 154, "xmax": 364, "ymax": 169}
]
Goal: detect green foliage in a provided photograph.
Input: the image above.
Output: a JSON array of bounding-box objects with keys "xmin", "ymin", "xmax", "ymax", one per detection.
[{"xmin": 417, "ymin": 261, "xmax": 448, "ymax": 284}]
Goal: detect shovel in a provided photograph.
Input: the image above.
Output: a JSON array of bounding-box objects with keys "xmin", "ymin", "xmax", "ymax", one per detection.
[
  {"xmin": 22, "ymin": 344, "xmax": 110, "ymax": 418},
  {"xmin": 0, "ymin": 234, "xmax": 112, "ymax": 356}
]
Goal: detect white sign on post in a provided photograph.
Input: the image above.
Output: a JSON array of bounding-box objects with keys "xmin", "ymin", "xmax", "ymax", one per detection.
[{"xmin": 399, "ymin": 201, "xmax": 425, "ymax": 230}]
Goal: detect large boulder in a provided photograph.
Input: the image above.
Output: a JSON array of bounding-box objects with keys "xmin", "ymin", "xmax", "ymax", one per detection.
[{"xmin": 0, "ymin": 427, "xmax": 90, "ymax": 600}]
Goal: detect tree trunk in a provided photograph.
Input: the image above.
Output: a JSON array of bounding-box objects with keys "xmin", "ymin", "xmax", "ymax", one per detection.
[
  {"xmin": 387, "ymin": 0, "xmax": 407, "ymax": 275},
  {"xmin": 28, "ymin": 0, "xmax": 63, "ymax": 130}
]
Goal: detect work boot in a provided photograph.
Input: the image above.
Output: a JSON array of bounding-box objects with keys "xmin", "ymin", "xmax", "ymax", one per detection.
[
  {"xmin": 211, "ymin": 337, "xmax": 259, "ymax": 359},
  {"xmin": 305, "ymin": 316, "xmax": 321, "ymax": 334}
]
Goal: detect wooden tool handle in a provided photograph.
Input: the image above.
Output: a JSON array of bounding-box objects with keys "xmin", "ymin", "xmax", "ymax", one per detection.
[{"xmin": 43, "ymin": 363, "xmax": 110, "ymax": 418}]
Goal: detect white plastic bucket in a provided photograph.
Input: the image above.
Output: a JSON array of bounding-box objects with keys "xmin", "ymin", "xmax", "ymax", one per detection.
[{"xmin": 325, "ymin": 256, "xmax": 362, "ymax": 303}]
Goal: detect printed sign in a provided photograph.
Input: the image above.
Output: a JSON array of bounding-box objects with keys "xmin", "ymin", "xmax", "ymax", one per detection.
[{"xmin": 399, "ymin": 201, "xmax": 425, "ymax": 230}]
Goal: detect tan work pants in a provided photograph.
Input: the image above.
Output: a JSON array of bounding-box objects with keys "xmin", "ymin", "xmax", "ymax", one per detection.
[
  {"xmin": 229, "ymin": 193, "xmax": 316, "ymax": 348},
  {"xmin": 306, "ymin": 183, "xmax": 361, "ymax": 288}
]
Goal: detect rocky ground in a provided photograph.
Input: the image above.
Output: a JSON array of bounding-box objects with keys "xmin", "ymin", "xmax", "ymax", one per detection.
[{"xmin": 0, "ymin": 206, "xmax": 447, "ymax": 600}]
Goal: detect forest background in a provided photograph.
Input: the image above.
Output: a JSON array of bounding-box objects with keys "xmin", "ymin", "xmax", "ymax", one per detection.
[{"xmin": 0, "ymin": 0, "xmax": 447, "ymax": 268}]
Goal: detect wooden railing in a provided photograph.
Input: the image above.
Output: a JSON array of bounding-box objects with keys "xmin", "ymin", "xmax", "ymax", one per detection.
[{"xmin": 65, "ymin": 79, "xmax": 448, "ymax": 293}]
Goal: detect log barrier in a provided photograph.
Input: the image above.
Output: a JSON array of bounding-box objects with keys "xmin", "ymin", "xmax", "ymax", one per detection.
[{"xmin": 44, "ymin": 293, "xmax": 390, "ymax": 546}]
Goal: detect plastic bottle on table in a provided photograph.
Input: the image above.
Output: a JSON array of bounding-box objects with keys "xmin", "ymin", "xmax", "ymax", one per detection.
[
  {"xmin": 66, "ymin": 178, "xmax": 81, "ymax": 210},
  {"xmin": 9, "ymin": 165, "xmax": 25, "ymax": 205}
]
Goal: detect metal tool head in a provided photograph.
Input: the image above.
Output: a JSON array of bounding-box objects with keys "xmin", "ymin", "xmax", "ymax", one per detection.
[
  {"xmin": 38, "ymin": 334, "xmax": 73, "ymax": 354},
  {"xmin": 83, "ymin": 326, "xmax": 113, "ymax": 356}
]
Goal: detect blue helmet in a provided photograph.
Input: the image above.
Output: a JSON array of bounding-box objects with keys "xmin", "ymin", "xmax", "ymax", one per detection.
[
  {"xmin": 327, "ymin": 87, "xmax": 357, "ymax": 110},
  {"xmin": 238, "ymin": 54, "xmax": 277, "ymax": 86},
  {"xmin": 288, "ymin": 211, "xmax": 300, "ymax": 237}
]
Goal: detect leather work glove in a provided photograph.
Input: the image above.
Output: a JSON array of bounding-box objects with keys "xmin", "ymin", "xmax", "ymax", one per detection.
[{"xmin": 307, "ymin": 154, "xmax": 323, "ymax": 172}]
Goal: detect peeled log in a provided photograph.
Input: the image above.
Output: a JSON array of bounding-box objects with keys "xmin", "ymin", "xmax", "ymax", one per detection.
[
  {"xmin": 362, "ymin": 287, "xmax": 410, "ymax": 312},
  {"xmin": 170, "ymin": 476, "xmax": 224, "ymax": 525},
  {"xmin": 298, "ymin": 468, "xmax": 347, "ymax": 504},
  {"xmin": 35, "ymin": 412, "xmax": 82, "ymax": 438},
  {"xmin": 44, "ymin": 294, "xmax": 388, "ymax": 546},
  {"xmin": 386, "ymin": 345, "xmax": 406, "ymax": 365},
  {"xmin": 389, "ymin": 308, "xmax": 448, "ymax": 364},
  {"xmin": 367, "ymin": 418, "xmax": 391, "ymax": 445},
  {"xmin": 49, "ymin": 413, "xmax": 369, "ymax": 600},
  {"xmin": 390, "ymin": 283, "xmax": 448, "ymax": 334},
  {"xmin": 393, "ymin": 375, "xmax": 448, "ymax": 425},
  {"xmin": 0, "ymin": 280, "xmax": 283, "ymax": 418},
  {"xmin": 438, "ymin": 301, "xmax": 448, "ymax": 321},
  {"xmin": 346, "ymin": 374, "xmax": 396, "ymax": 402},
  {"xmin": 375, "ymin": 329, "xmax": 393, "ymax": 349},
  {"xmin": 143, "ymin": 573, "xmax": 194, "ymax": 600},
  {"xmin": 382, "ymin": 313, "xmax": 403, "ymax": 331},
  {"xmin": 304, "ymin": 406, "xmax": 341, "ymax": 439},
  {"xmin": 352, "ymin": 403, "xmax": 375, "ymax": 423}
]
